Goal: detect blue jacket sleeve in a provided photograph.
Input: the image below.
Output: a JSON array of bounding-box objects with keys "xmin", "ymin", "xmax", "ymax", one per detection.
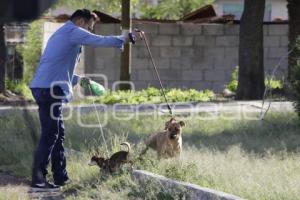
[
  {"xmin": 69, "ymin": 27, "xmax": 126, "ymax": 48},
  {"xmin": 72, "ymin": 74, "xmax": 81, "ymax": 86}
]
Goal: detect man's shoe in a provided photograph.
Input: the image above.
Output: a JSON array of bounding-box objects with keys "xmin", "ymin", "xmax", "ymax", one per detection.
[
  {"xmin": 30, "ymin": 181, "xmax": 60, "ymax": 192},
  {"xmin": 54, "ymin": 178, "xmax": 71, "ymax": 186}
]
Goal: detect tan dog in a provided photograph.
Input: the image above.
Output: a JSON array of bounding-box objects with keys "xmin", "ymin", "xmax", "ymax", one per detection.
[{"xmin": 141, "ymin": 118, "xmax": 185, "ymax": 159}]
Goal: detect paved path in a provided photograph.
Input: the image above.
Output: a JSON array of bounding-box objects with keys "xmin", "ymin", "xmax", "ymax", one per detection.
[{"xmin": 0, "ymin": 101, "xmax": 295, "ymax": 117}]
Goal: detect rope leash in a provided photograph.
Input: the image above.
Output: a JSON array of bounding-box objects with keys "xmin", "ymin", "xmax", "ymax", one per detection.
[
  {"xmin": 259, "ymin": 47, "xmax": 295, "ymax": 120},
  {"xmin": 134, "ymin": 29, "xmax": 173, "ymax": 116},
  {"xmin": 87, "ymin": 83, "xmax": 109, "ymax": 156}
]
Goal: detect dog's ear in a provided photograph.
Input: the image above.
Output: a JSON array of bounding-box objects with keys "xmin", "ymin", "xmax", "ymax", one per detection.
[
  {"xmin": 170, "ymin": 117, "xmax": 176, "ymax": 122},
  {"xmin": 179, "ymin": 121, "xmax": 186, "ymax": 127}
]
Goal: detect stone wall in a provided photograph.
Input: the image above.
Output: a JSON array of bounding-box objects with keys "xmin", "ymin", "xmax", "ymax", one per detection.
[{"xmin": 44, "ymin": 22, "xmax": 289, "ymax": 92}]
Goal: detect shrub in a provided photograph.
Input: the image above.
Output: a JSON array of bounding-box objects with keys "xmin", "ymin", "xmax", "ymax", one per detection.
[
  {"xmin": 225, "ymin": 67, "xmax": 238, "ymax": 92},
  {"xmin": 294, "ymin": 38, "xmax": 300, "ymax": 117},
  {"xmin": 5, "ymin": 80, "xmax": 33, "ymax": 101},
  {"xmin": 92, "ymin": 87, "xmax": 216, "ymax": 105},
  {"xmin": 225, "ymin": 67, "xmax": 283, "ymax": 92},
  {"xmin": 16, "ymin": 20, "xmax": 42, "ymax": 84}
]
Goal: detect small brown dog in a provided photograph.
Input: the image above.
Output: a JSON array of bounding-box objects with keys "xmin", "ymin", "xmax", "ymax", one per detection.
[
  {"xmin": 89, "ymin": 142, "xmax": 133, "ymax": 173},
  {"xmin": 141, "ymin": 118, "xmax": 185, "ymax": 159}
]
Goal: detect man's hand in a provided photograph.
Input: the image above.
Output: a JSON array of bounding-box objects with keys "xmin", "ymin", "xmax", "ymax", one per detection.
[
  {"xmin": 122, "ymin": 30, "xmax": 139, "ymax": 44},
  {"xmin": 80, "ymin": 76, "xmax": 91, "ymax": 88}
]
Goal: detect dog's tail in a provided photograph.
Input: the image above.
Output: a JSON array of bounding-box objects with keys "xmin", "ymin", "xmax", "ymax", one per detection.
[{"xmin": 120, "ymin": 142, "xmax": 131, "ymax": 152}]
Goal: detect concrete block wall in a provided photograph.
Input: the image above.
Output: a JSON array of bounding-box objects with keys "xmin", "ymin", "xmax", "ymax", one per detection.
[{"xmin": 44, "ymin": 22, "xmax": 289, "ymax": 92}]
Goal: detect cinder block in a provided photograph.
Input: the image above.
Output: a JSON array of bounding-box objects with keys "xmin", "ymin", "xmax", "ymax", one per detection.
[
  {"xmin": 264, "ymin": 48, "xmax": 269, "ymax": 58},
  {"xmin": 159, "ymin": 23, "xmax": 180, "ymax": 35},
  {"xmin": 134, "ymin": 23, "xmax": 158, "ymax": 35},
  {"xmin": 224, "ymin": 47, "xmax": 239, "ymax": 59},
  {"xmin": 194, "ymin": 36, "xmax": 216, "ymax": 46},
  {"xmin": 138, "ymin": 70, "xmax": 155, "ymax": 81},
  {"xmin": 269, "ymin": 25, "xmax": 288, "ymax": 36},
  {"xmin": 104, "ymin": 58, "xmax": 120, "ymax": 69},
  {"xmin": 264, "ymin": 36, "xmax": 280, "ymax": 47},
  {"xmin": 136, "ymin": 47, "xmax": 160, "ymax": 58},
  {"xmin": 166, "ymin": 81, "xmax": 193, "ymax": 89},
  {"xmin": 192, "ymin": 58, "xmax": 214, "ymax": 69},
  {"xmin": 212, "ymin": 81, "xmax": 228, "ymax": 92},
  {"xmin": 155, "ymin": 58, "xmax": 170, "ymax": 69},
  {"xmin": 94, "ymin": 58, "xmax": 105, "ymax": 69},
  {"xmin": 181, "ymin": 23, "xmax": 202, "ymax": 35},
  {"xmin": 263, "ymin": 25, "xmax": 269, "ymax": 36},
  {"xmin": 172, "ymin": 36, "xmax": 193, "ymax": 46},
  {"xmin": 203, "ymin": 24, "xmax": 224, "ymax": 35},
  {"xmin": 131, "ymin": 71, "xmax": 139, "ymax": 81},
  {"xmin": 264, "ymin": 58, "xmax": 288, "ymax": 72},
  {"xmin": 204, "ymin": 69, "xmax": 226, "ymax": 81},
  {"xmin": 182, "ymin": 70, "xmax": 203, "ymax": 81},
  {"xmin": 157, "ymin": 69, "xmax": 182, "ymax": 80},
  {"xmin": 216, "ymin": 36, "xmax": 239, "ymax": 46},
  {"xmin": 280, "ymin": 36, "xmax": 288, "ymax": 47},
  {"xmin": 94, "ymin": 48, "xmax": 116, "ymax": 58},
  {"xmin": 181, "ymin": 48, "xmax": 195, "ymax": 57},
  {"xmin": 203, "ymin": 47, "xmax": 225, "ymax": 60},
  {"xmin": 132, "ymin": 58, "xmax": 150, "ymax": 69},
  {"xmin": 151, "ymin": 35, "xmax": 172, "ymax": 46},
  {"xmin": 268, "ymin": 47, "xmax": 288, "ymax": 58},
  {"xmin": 215, "ymin": 58, "xmax": 238, "ymax": 69},
  {"xmin": 170, "ymin": 58, "xmax": 192, "ymax": 69},
  {"xmin": 224, "ymin": 25, "xmax": 239, "ymax": 35},
  {"xmin": 160, "ymin": 47, "xmax": 181, "ymax": 58},
  {"xmin": 95, "ymin": 24, "xmax": 119, "ymax": 35},
  {"xmin": 189, "ymin": 81, "xmax": 213, "ymax": 90}
]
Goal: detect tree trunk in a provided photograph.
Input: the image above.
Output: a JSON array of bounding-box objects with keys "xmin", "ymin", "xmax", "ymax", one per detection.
[
  {"xmin": 0, "ymin": 23, "xmax": 6, "ymax": 94},
  {"xmin": 287, "ymin": 0, "xmax": 300, "ymax": 81},
  {"xmin": 236, "ymin": 0, "xmax": 265, "ymax": 100}
]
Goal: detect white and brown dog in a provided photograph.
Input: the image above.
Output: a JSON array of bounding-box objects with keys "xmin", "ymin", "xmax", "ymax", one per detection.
[{"xmin": 141, "ymin": 118, "xmax": 185, "ymax": 159}]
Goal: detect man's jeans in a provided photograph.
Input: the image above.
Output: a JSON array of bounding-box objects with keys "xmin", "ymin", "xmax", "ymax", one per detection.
[{"xmin": 31, "ymin": 86, "xmax": 69, "ymax": 184}]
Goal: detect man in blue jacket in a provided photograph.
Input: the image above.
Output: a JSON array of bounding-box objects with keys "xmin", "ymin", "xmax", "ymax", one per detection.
[{"xmin": 30, "ymin": 9, "xmax": 131, "ymax": 192}]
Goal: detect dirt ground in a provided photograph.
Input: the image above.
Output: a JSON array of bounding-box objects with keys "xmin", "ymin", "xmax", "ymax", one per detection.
[{"xmin": 0, "ymin": 171, "xmax": 63, "ymax": 200}]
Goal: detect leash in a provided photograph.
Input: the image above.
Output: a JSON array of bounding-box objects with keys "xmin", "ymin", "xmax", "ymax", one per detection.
[
  {"xmin": 259, "ymin": 47, "xmax": 295, "ymax": 120},
  {"xmin": 134, "ymin": 29, "xmax": 173, "ymax": 116},
  {"xmin": 87, "ymin": 83, "xmax": 109, "ymax": 156}
]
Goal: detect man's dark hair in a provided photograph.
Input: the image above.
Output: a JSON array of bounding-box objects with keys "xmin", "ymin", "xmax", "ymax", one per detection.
[{"xmin": 70, "ymin": 9, "xmax": 98, "ymax": 22}]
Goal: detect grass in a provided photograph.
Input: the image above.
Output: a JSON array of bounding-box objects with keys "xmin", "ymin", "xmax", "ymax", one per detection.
[{"xmin": 0, "ymin": 110, "xmax": 300, "ymax": 199}]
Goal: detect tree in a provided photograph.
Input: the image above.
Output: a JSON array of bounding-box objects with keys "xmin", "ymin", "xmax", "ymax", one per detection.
[
  {"xmin": 236, "ymin": 0, "xmax": 265, "ymax": 100},
  {"xmin": 54, "ymin": 0, "xmax": 139, "ymax": 16},
  {"xmin": 287, "ymin": 0, "xmax": 300, "ymax": 81},
  {"xmin": 140, "ymin": 0, "xmax": 214, "ymax": 20},
  {"xmin": 0, "ymin": 24, "xmax": 6, "ymax": 94}
]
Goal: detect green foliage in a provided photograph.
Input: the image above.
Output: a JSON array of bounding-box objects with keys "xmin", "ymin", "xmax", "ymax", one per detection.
[
  {"xmin": 265, "ymin": 78, "xmax": 283, "ymax": 89},
  {"xmin": 17, "ymin": 20, "xmax": 42, "ymax": 84},
  {"xmin": 140, "ymin": 0, "xmax": 214, "ymax": 20},
  {"xmin": 294, "ymin": 37, "xmax": 300, "ymax": 117},
  {"xmin": 90, "ymin": 87, "xmax": 215, "ymax": 104},
  {"xmin": 225, "ymin": 67, "xmax": 239, "ymax": 92},
  {"xmin": 1, "ymin": 112, "xmax": 300, "ymax": 199},
  {"xmin": 6, "ymin": 80, "xmax": 33, "ymax": 100},
  {"xmin": 54, "ymin": 0, "xmax": 140, "ymax": 15},
  {"xmin": 226, "ymin": 67, "xmax": 283, "ymax": 92}
]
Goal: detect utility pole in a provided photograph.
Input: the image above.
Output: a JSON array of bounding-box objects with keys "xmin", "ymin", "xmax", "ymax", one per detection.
[{"xmin": 120, "ymin": 0, "xmax": 131, "ymax": 90}]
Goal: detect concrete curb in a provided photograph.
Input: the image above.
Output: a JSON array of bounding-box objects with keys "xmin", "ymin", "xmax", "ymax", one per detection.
[
  {"xmin": 0, "ymin": 101, "xmax": 295, "ymax": 117},
  {"xmin": 132, "ymin": 170, "xmax": 244, "ymax": 200}
]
